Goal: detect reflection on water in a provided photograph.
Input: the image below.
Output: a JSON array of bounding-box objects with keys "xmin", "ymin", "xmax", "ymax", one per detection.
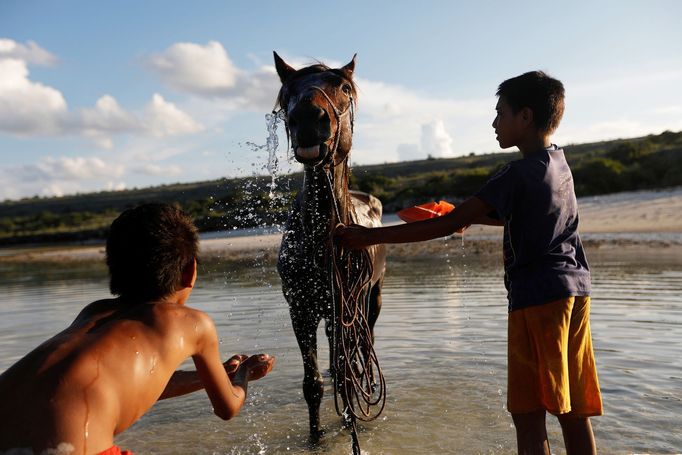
[{"xmin": 1, "ymin": 245, "xmax": 681, "ymax": 454}]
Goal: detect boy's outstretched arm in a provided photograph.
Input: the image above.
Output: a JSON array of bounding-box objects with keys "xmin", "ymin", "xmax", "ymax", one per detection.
[
  {"xmin": 473, "ymin": 213, "xmax": 505, "ymax": 226},
  {"xmin": 158, "ymin": 354, "xmax": 248, "ymax": 400},
  {"xmin": 337, "ymin": 196, "xmax": 493, "ymax": 249},
  {"xmin": 178, "ymin": 311, "xmax": 275, "ymax": 420}
]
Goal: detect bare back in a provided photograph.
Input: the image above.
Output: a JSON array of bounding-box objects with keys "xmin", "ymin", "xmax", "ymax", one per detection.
[{"xmin": 0, "ymin": 298, "xmax": 216, "ymax": 454}]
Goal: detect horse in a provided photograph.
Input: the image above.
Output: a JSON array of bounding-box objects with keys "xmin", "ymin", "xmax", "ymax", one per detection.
[{"xmin": 273, "ymin": 52, "xmax": 387, "ymax": 442}]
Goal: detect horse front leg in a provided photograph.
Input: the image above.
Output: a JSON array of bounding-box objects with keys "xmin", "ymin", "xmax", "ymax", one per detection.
[
  {"xmin": 324, "ymin": 318, "xmax": 334, "ymax": 378},
  {"xmin": 324, "ymin": 316, "xmax": 354, "ymax": 427},
  {"xmin": 291, "ymin": 313, "xmax": 325, "ymax": 440}
]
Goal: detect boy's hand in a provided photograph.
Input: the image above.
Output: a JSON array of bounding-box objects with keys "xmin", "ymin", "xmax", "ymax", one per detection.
[
  {"xmin": 224, "ymin": 354, "xmax": 248, "ymax": 379},
  {"xmin": 239, "ymin": 354, "xmax": 276, "ymax": 381},
  {"xmin": 334, "ymin": 224, "xmax": 371, "ymax": 249}
]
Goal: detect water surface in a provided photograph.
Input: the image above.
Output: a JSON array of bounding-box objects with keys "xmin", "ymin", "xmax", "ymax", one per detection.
[{"xmin": 1, "ymin": 243, "xmax": 680, "ymax": 454}]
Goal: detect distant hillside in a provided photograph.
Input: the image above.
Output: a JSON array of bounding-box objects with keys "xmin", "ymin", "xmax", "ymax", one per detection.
[{"xmin": 1, "ymin": 130, "xmax": 681, "ymax": 245}]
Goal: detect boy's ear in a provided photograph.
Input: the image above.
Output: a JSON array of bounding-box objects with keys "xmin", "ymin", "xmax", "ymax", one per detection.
[
  {"xmin": 520, "ymin": 107, "xmax": 534, "ymax": 127},
  {"xmin": 181, "ymin": 259, "xmax": 198, "ymax": 288}
]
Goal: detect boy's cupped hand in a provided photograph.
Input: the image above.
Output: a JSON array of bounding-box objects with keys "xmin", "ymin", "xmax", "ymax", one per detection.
[
  {"xmin": 225, "ymin": 354, "xmax": 276, "ymax": 381},
  {"xmin": 224, "ymin": 354, "xmax": 248, "ymax": 379}
]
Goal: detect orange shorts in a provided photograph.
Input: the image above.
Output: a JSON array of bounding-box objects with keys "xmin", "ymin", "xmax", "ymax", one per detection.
[
  {"xmin": 98, "ymin": 446, "xmax": 133, "ymax": 455},
  {"xmin": 507, "ymin": 296, "xmax": 603, "ymax": 416}
]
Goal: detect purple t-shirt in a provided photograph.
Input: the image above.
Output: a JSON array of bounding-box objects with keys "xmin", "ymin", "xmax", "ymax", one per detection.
[{"xmin": 475, "ymin": 145, "xmax": 591, "ymax": 311}]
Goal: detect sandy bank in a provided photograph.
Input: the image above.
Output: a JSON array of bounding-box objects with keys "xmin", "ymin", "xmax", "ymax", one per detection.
[{"xmin": 2, "ymin": 188, "xmax": 681, "ymax": 264}]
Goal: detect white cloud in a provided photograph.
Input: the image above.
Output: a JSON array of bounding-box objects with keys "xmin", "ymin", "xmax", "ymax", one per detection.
[
  {"xmin": 357, "ymin": 78, "xmax": 490, "ymax": 120},
  {"xmin": 147, "ymin": 41, "xmax": 239, "ymax": 94},
  {"xmin": 79, "ymin": 95, "xmax": 139, "ymax": 133},
  {"xmin": 653, "ymin": 105, "xmax": 682, "ymax": 116},
  {"xmin": 106, "ymin": 181, "xmax": 127, "ymax": 192},
  {"xmin": 392, "ymin": 120, "xmax": 456, "ymax": 161},
  {"xmin": 397, "ymin": 143, "xmax": 420, "ymax": 161},
  {"xmin": 0, "ymin": 40, "xmax": 204, "ymax": 146},
  {"xmin": 36, "ymin": 156, "xmax": 124, "ymax": 180},
  {"xmin": 0, "ymin": 58, "xmax": 68, "ymax": 135},
  {"xmin": 0, "ymin": 38, "xmax": 58, "ymax": 66},
  {"xmin": 557, "ymin": 68, "xmax": 682, "ymax": 145},
  {"xmin": 144, "ymin": 44, "xmax": 494, "ymax": 163},
  {"xmin": 132, "ymin": 162, "xmax": 182, "ymax": 176},
  {"xmin": 144, "ymin": 94, "xmax": 204, "ymax": 137},
  {"xmin": 73, "ymin": 95, "xmax": 139, "ymax": 148},
  {"xmin": 349, "ymin": 77, "xmax": 494, "ymax": 163},
  {"xmin": 0, "ymin": 155, "xmax": 128, "ymax": 199},
  {"xmin": 421, "ymin": 120, "xmax": 454, "ymax": 158},
  {"xmin": 146, "ymin": 41, "xmax": 280, "ymax": 111}
]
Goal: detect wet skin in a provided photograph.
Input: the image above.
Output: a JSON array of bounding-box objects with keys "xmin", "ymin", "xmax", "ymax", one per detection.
[{"xmin": 0, "ymin": 261, "xmax": 274, "ymax": 454}]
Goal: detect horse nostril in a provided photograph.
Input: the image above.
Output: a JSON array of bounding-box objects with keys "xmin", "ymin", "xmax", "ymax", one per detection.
[{"xmin": 319, "ymin": 110, "xmax": 329, "ymax": 123}]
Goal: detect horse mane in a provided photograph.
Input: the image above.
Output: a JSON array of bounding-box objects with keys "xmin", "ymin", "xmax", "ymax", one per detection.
[{"xmin": 276, "ymin": 62, "xmax": 358, "ymax": 110}]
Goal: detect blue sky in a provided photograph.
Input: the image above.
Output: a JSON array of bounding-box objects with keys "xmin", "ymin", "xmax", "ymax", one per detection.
[{"xmin": 1, "ymin": 0, "xmax": 681, "ymax": 200}]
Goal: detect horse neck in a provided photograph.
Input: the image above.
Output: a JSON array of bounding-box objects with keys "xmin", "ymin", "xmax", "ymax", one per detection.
[{"xmin": 300, "ymin": 161, "xmax": 351, "ymax": 239}]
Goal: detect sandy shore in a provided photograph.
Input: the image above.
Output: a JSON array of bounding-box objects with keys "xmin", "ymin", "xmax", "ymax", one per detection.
[{"xmin": 2, "ymin": 187, "xmax": 681, "ymax": 263}]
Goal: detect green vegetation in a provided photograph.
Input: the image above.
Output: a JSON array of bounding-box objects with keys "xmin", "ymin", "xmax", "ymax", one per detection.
[
  {"xmin": 0, "ymin": 177, "xmax": 294, "ymax": 245},
  {"xmin": 1, "ymin": 131, "xmax": 681, "ymax": 246},
  {"xmin": 351, "ymin": 130, "xmax": 682, "ymax": 211}
]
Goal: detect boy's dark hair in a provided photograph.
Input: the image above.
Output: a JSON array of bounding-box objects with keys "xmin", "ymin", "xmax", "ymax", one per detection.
[
  {"xmin": 106, "ymin": 203, "xmax": 199, "ymax": 301},
  {"xmin": 497, "ymin": 71, "xmax": 565, "ymax": 134}
]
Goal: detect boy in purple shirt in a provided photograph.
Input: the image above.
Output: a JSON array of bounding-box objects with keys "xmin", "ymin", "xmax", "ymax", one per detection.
[{"xmin": 337, "ymin": 71, "xmax": 602, "ymax": 454}]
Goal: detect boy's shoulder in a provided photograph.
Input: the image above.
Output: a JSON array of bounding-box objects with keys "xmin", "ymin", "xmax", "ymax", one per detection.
[
  {"xmin": 73, "ymin": 298, "xmax": 209, "ymax": 332},
  {"xmin": 73, "ymin": 298, "xmax": 120, "ymax": 324},
  {"xmin": 488, "ymin": 160, "xmax": 518, "ymax": 182},
  {"xmin": 150, "ymin": 303, "xmax": 216, "ymax": 335},
  {"xmin": 484, "ymin": 148, "xmax": 566, "ymax": 191}
]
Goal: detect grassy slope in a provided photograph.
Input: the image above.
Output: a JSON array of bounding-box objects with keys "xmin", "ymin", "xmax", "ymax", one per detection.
[{"xmin": 1, "ymin": 131, "xmax": 680, "ymax": 245}]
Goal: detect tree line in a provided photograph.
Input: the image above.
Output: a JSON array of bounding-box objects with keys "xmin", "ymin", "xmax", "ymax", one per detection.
[{"xmin": 1, "ymin": 130, "xmax": 680, "ymax": 246}]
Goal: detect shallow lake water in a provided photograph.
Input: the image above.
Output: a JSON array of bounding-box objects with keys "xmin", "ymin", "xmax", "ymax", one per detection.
[{"xmin": 1, "ymin": 241, "xmax": 681, "ymax": 454}]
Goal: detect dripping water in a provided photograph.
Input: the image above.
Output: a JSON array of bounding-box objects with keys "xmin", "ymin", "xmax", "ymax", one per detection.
[{"xmin": 264, "ymin": 110, "xmax": 286, "ymax": 199}]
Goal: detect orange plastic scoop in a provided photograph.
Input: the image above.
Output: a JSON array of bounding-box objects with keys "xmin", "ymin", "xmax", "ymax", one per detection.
[{"xmin": 397, "ymin": 200, "xmax": 455, "ymax": 223}]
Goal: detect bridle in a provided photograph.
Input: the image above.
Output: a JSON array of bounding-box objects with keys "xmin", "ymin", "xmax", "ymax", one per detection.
[
  {"xmin": 275, "ymin": 81, "xmax": 355, "ymax": 169},
  {"xmin": 274, "ymin": 80, "xmax": 356, "ymax": 228}
]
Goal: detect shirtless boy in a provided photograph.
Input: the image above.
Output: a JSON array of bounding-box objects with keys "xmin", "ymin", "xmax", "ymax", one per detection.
[{"xmin": 0, "ymin": 203, "xmax": 275, "ymax": 455}]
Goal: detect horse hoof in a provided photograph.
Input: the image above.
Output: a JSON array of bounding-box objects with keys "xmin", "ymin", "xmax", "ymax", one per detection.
[
  {"xmin": 342, "ymin": 415, "xmax": 355, "ymax": 429},
  {"xmin": 308, "ymin": 428, "xmax": 326, "ymax": 445}
]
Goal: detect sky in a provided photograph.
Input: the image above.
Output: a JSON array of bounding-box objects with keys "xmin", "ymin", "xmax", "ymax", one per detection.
[{"xmin": 1, "ymin": 0, "xmax": 681, "ymax": 201}]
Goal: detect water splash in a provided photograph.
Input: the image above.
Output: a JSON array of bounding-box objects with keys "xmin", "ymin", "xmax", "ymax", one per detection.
[
  {"xmin": 264, "ymin": 110, "xmax": 286, "ymax": 199},
  {"xmin": 236, "ymin": 109, "xmax": 288, "ymax": 238}
]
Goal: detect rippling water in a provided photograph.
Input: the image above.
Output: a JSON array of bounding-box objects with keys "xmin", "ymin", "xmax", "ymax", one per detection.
[{"xmin": 1, "ymin": 243, "xmax": 681, "ymax": 454}]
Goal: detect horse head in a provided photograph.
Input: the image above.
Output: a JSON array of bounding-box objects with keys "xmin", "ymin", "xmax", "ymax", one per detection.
[{"xmin": 274, "ymin": 52, "xmax": 357, "ymax": 167}]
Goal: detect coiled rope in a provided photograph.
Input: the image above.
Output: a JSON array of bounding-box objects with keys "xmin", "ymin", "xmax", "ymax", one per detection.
[
  {"xmin": 326, "ymin": 164, "xmax": 386, "ymax": 455},
  {"xmin": 330, "ymin": 234, "xmax": 386, "ymax": 421}
]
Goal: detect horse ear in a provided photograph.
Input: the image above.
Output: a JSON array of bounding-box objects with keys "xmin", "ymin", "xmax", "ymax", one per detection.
[
  {"xmin": 273, "ymin": 51, "xmax": 296, "ymax": 83},
  {"xmin": 341, "ymin": 54, "xmax": 357, "ymax": 77}
]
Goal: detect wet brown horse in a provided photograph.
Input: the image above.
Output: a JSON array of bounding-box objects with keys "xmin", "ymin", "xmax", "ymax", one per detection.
[{"xmin": 274, "ymin": 52, "xmax": 386, "ymax": 440}]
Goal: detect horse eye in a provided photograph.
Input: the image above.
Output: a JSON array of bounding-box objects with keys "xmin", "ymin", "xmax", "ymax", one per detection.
[{"xmin": 341, "ymin": 84, "xmax": 352, "ymax": 95}]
